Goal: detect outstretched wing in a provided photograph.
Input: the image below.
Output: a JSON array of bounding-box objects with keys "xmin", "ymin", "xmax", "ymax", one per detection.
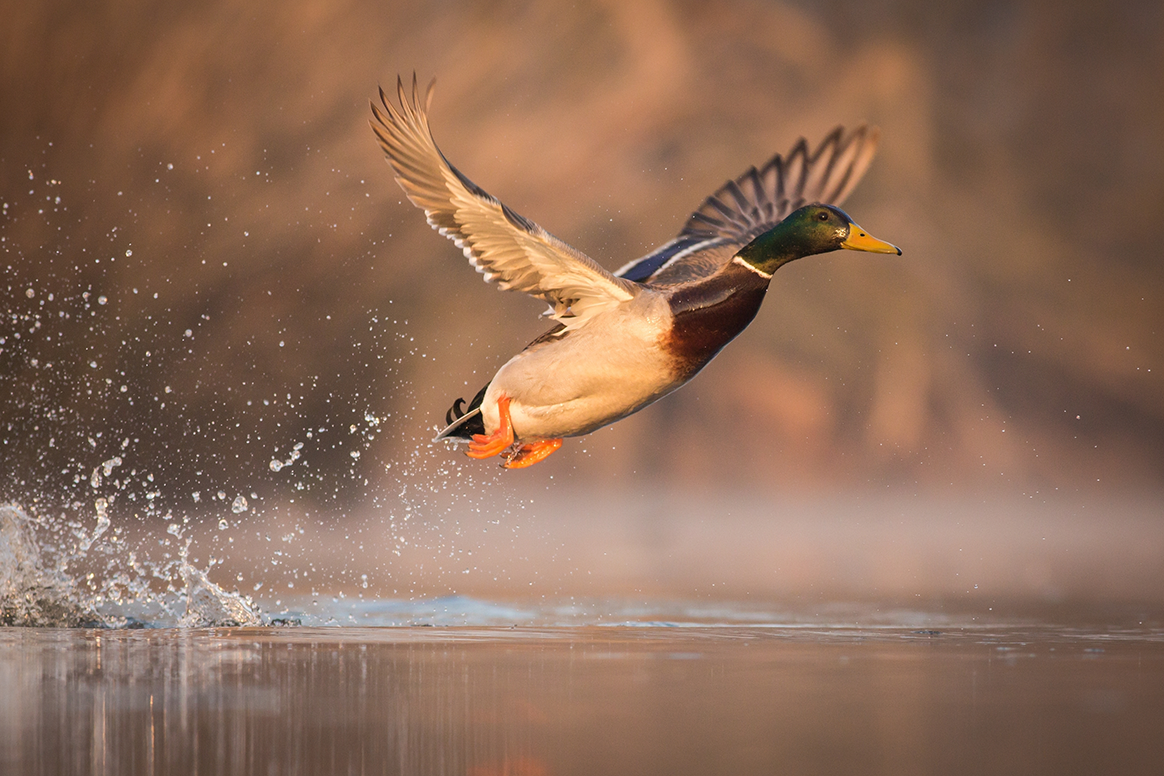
[
  {"xmin": 616, "ymin": 126, "xmax": 879, "ymax": 286},
  {"xmin": 371, "ymin": 75, "xmax": 639, "ymax": 326}
]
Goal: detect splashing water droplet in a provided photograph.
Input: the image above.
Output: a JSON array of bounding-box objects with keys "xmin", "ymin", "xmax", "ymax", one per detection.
[
  {"xmin": 0, "ymin": 506, "xmax": 98, "ymax": 627},
  {"xmin": 79, "ymin": 498, "xmax": 111, "ymax": 552},
  {"xmin": 231, "ymin": 496, "xmax": 248, "ymax": 514},
  {"xmin": 218, "ymin": 518, "xmax": 229, "ymax": 530},
  {"xmin": 269, "ymin": 460, "xmax": 283, "ymax": 472},
  {"xmin": 177, "ymin": 542, "xmax": 262, "ymax": 628}
]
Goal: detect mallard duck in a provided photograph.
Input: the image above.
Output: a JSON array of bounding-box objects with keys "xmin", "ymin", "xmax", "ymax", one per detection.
[{"xmin": 370, "ymin": 76, "xmax": 900, "ymax": 469}]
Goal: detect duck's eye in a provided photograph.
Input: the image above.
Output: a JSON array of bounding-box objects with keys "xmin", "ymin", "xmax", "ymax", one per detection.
[{"xmin": 817, "ymin": 211, "xmax": 829, "ymax": 221}]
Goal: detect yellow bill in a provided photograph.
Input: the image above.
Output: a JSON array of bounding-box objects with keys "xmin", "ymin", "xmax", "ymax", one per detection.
[{"xmin": 841, "ymin": 223, "xmax": 901, "ymax": 255}]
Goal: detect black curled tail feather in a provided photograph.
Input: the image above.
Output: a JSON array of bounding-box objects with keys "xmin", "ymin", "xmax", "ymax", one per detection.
[
  {"xmin": 439, "ymin": 381, "xmax": 489, "ymax": 439},
  {"xmin": 445, "ymin": 398, "xmax": 467, "ymax": 427}
]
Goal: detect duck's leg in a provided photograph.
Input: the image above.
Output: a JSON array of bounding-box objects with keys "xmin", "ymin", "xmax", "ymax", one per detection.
[
  {"xmin": 503, "ymin": 438, "xmax": 563, "ymax": 469},
  {"xmin": 466, "ymin": 394, "xmax": 515, "ymax": 459}
]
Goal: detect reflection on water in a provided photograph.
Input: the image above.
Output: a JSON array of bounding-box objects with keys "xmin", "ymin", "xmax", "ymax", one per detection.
[{"xmin": 2, "ymin": 623, "xmax": 1162, "ymax": 776}]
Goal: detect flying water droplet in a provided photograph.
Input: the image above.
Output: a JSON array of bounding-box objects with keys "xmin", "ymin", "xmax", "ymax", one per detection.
[
  {"xmin": 78, "ymin": 498, "xmax": 111, "ymax": 552},
  {"xmin": 231, "ymin": 496, "xmax": 248, "ymax": 514}
]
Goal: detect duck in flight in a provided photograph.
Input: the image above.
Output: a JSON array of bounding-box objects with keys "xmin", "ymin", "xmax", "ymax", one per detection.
[{"xmin": 370, "ymin": 76, "xmax": 900, "ymax": 469}]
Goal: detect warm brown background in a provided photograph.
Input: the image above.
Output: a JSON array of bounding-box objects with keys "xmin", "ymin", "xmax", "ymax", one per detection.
[{"xmin": 3, "ymin": 0, "xmax": 1163, "ymax": 504}]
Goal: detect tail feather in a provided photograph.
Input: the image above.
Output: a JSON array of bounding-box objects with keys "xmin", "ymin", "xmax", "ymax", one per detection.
[
  {"xmin": 434, "ymin": 381, "xmax": 490, "ymax": 441},
  {"xmin": 434, "ymin": 406, "xmax": 482, "ymax": 441}
]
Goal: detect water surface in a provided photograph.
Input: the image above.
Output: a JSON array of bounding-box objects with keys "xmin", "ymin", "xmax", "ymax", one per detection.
[{"xmin": 4, "ymin": 618, "xmax": 1162, "ymax": 776}]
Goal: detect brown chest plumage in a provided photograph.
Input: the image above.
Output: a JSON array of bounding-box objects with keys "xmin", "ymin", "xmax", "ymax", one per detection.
[{"xmin": 662, "ymin": 263, "xmax": 771, "ymax": 380}]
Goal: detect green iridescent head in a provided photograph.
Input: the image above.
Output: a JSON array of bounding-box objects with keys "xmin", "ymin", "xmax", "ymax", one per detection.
[{"xmin": 735, "ymin": 204, "xmax": 900, "ymax": 276}]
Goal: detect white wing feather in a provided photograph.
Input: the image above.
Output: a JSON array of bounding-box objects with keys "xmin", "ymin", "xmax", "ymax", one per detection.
[{"xmin": 371, "ymin": 76, "xmax": 638, "ymax": 326}]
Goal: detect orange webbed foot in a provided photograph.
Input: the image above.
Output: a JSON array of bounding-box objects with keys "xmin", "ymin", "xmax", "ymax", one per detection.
[
  {"xmin": 466, "ymin": 394, "xmax": 515, "ymax": 460},
  {"xmin": 502, "ymin": 438, "xmax": 563, "ymax": 469}
]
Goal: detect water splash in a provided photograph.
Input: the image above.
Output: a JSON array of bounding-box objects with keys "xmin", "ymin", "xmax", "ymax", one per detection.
[
  {"xmin": 0, "ymin": 503, "xmax": 264, "ymax": 628},
  {"xmin": 1, "ymin": 168, "xmax": 535, "ymax": 627},
  {"xmin": 0, "ymin": 505, "xmax": 99, "ymax": 627},
  {"xmin": 77, "ymin": 497, "xmax": 110, "ymax": 552},
  {"xmin": 177, "ymin": 540, "xmax": 262, "ymax": 627}
]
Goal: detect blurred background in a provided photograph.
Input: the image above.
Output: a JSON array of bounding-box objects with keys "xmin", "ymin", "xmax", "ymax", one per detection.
[{"xmin": 2, "ymin": 0, "xmax": 1162, "ymax": 609}]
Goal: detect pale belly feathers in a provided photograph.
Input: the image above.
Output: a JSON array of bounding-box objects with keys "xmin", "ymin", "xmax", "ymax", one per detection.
[{"xmin": 478, "ymin": 295, "xmax": 679, "ymax": 441}]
